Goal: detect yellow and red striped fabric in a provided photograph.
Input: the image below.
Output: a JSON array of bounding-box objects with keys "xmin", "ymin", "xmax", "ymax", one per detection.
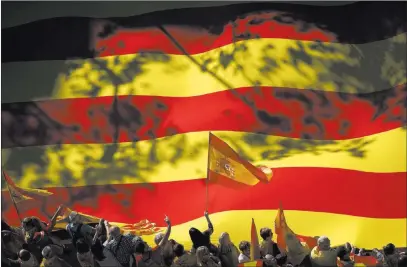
[
  {"xmin": 238, "ymin": 260, "xmax": 263, "ymax": 267},
  {"xmin": 1, "ymin": 2, "xmax": 406, "ymax": 250}
]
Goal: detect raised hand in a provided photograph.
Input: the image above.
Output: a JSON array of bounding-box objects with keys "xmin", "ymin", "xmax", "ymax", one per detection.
[{"xmin": 164, "ymin": 215, "xmax": 171, "ymax": 226}]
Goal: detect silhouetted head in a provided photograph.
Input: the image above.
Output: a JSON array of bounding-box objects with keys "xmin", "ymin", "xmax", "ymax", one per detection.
[
  {"xmin": 189, "ymin": 227, "xmax": 210, "ymax": 249},
  {"xmin": 218, "ymin": 232, "xmax": 231, "ymax": 247},
  {"xmin": 337, "ymin": 246, "xmax": 351, "ymax": 261},
  {"xmin": 383, "ymin": 243, "xmax": 396, "ymax": 256},
  {"xmin": 76, "ymin": 239, "xmax": 90, "ymax": 254},
  {"xmin": 135, "ymin": 241, "xmax": 146, "ymax": 254},
  {"xmin": 169, "ymin": 239, "xmax": 178, "ymax": 246},
  {"xmin": 42, "ymin": 246, "xmax": 54, "ymax": 260},
  {"xmin": 18, "ymin": 249, "xmax": 31, "ymax": 261},
  {"xmin": 109, "ymin": 226, "xmax": 121, "ymax": 240},
  {"xmin": 260, "ymin": 227, "xmax": 273, "ymax": 241},
  {"xmin": 173, "ymin": 243, "xmax": 185, "ymax": 257},
  {"xmin": 344, "ymin": 242, "xmax": 352, "ymax": 253},
  {"xmin": 22, "ymin": 217, "xmax": 35, "ymax": 231}
]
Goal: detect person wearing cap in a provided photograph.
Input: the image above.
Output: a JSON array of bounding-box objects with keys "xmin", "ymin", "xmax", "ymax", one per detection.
[
  {"xmin": 42, "ymin": 246, "xmax": 72, "ymax": 267},
  {"xmin": 66, "ymin": 211, "xmax": 96, "ymax": 248},
  {"xmin": 309, "ymin": 236, "xmax": 337, "ymax": 267}
]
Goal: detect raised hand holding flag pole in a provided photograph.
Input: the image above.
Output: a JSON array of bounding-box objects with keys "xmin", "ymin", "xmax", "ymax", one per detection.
[{"xmin": 206, "ymin": 132, "xmax": 212, "ymax": 212}]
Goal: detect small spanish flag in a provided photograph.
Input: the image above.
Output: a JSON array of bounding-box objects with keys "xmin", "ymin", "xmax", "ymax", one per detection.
[
  {"xmin": 208, "ymin": 133, "xmax": 273, "ymax": 186},
  {"xmin": 2, "ymin": 170, "xmax": 53, "ymax": 204},
  {"xmin": 250, "ymin": 218, "xmax": 261, "ymax": 261}
]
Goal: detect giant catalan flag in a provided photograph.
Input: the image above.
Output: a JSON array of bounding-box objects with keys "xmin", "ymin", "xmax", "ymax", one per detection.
[{"xmin": 1, "ymin": 1, "xmax": 406, "ymax": 250}]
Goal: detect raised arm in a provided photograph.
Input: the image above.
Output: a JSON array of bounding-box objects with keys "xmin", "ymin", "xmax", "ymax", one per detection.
[
  {"xmin": 204, "ymin": 211, "xmax": 214, "ymax": 235},
  {"xmin": 93, "ymin": 221, "xmax": 104, "ymax": 244},
  {"xmin": 104, "ymin": 220, "xmax": 112, "ymax": 242},
  {"xmin": 158, "ymin": 216, "xmax": 172, "ymax": 247}
]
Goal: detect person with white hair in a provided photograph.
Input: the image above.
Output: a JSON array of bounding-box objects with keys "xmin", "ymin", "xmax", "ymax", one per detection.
[
  {"xmin": 104, "ymin": 225, "xmax": 138, "ymax": 267},
  {"xmin": 309, "ymin": 236, "xmax": 337, "ymax": 267},
  {"xmin": 66, "ymin": 211, "xmax": 96, "ymax": 248},
  {"xmin": 217, "ymin": 232, "xmax": 239, "ymax": 267},
  {"xmin": 284, "ymin": 232, "xmax": 312, "ymax": 267},
  {"xmin": 151, "ymin": 215, "xmax": 172, "ymax": 266}
]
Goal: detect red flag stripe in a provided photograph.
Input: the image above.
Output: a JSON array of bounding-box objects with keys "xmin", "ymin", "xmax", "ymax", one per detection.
[
  {"xmin": 95, "ymin": 12, "xmax": 337, "ymax": 57},
  {"xmin": 2, "ymin": 85, "xmax": 405, "ymax": 148},
  {"xmin": 2, "ymin": 167, "xmax": 406, "ymax": 227}
]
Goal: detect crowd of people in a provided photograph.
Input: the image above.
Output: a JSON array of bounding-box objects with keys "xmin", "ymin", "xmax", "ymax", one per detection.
[{"xmin": 1, "ymin": 207, "xmax": 406, "ymax": 267}]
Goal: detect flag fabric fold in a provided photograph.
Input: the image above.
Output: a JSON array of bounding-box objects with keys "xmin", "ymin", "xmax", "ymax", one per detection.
[
  {"xmin": 352, "ymin": 255, "xmax": 378, "ymax": 267},
  {"xmin": 275, "ymin": 204, "xmax": 316, "ymax": 266},
  {"xmin": 3, "ymin": 171, "xmax": 53, "ymax": 201},
  {"xmin": 2, "ymin": 170, "xmax": 53, "ymax": 219},
  {"xmin": 208, "ymin": 133, "xmax": 273, "ymax": 186},
  {"xmin": 1, "ymin": 1, "xmax": 406, "ymax": 250},
  {"xmin": 250, "ymin": 218, "xmax": 261, "ymax": 261}
]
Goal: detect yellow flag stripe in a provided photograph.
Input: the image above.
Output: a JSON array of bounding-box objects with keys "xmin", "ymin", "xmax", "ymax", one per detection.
[
  {"xmin": 2, "ymin": 127, "xmax": 405, "ymax": 188},
  {"xmin": 139, "ymin": 210, "xmax": 406, "ymax": 251},
  {"xmin": 53, "ymin": 34, "xmax": 407, "ymax": 98},
  {"xmin": 2, "ymin": 34, "xmax": 405, "ymax": 103}
]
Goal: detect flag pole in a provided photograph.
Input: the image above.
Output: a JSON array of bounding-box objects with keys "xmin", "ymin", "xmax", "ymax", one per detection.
[
  {"xmin": 206, "ymin": 132, "xmax": 211, "ymax": 212},
  {"xmin": 5, "ymin": 179, "xmax": 23, "ymax": 223}
]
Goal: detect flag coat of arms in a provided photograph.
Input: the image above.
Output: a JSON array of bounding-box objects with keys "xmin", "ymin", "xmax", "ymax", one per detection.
[
  {"xmin": 1, "ymin": 1, "xmax": 406, "ymax": 249},
  {"xmin": 208, "ymin": 133, "xmax": 272, "ymax": 186}
]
